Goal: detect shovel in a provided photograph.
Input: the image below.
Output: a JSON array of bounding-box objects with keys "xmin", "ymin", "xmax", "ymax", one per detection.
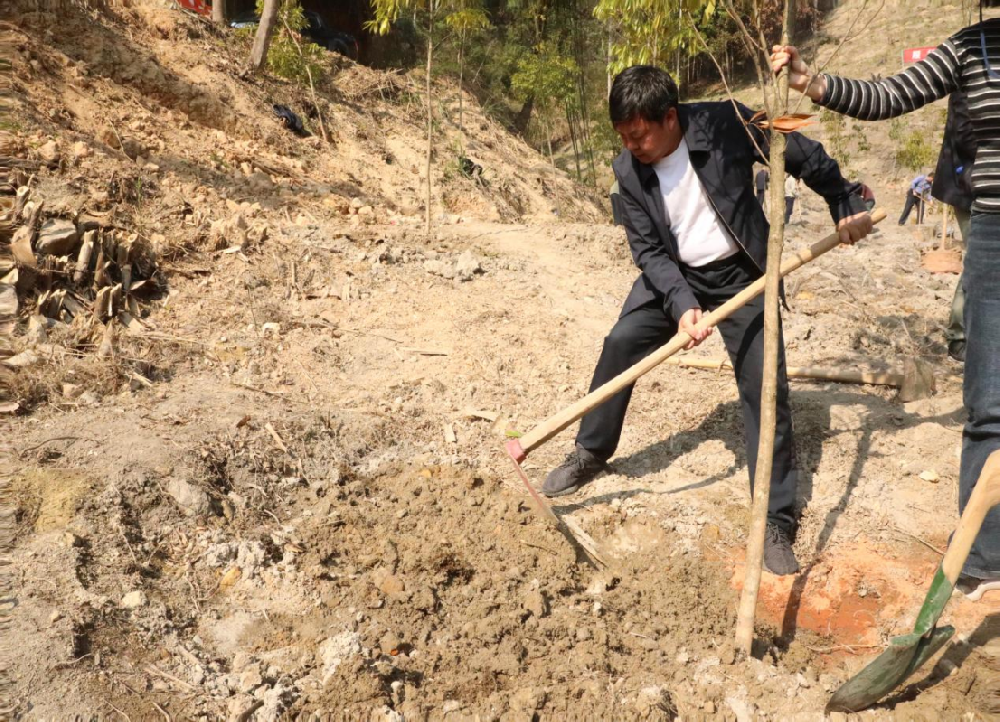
[
  {"xmin": 827, "ymin": 449, "xmax": 1000, "ymax": 713},
  {"xmin": 505, "ymin": 211, "xmax": 886, "ymax": 528}
]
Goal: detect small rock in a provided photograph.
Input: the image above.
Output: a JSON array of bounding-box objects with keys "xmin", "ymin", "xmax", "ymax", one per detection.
[
  {"xmin": 523, "ymin": 588, "xmax": 550, "ymax": 618},
  {"xmin": 62, "ymin": 383, "xmax": 83, "ymax": 399},
  {"xmin": 38, "ymin": 140, "xmax": 60, "ymax": 165},
  {"xmin": 443, "ymin": 700, "xmax": 462, "ymax": 714},
  {"xmin": 72, "ymin": 141, "xmax": 91, "ymax": 162},
  {"xmin": 49, "ymin": 610, "xmax": 63, "ymax": 624},
  {"xmin": 226, "ymin": 693, "xmax": 258, "ymax": 722},
  {"xmin": 121, "ymin": 590, "xmax": 147, "ymax": 609},
  {"xmin": 719, "ymin": 644, "xmax": 736, "ymax": 665},
  {"xmin": 238, "ymin": 662, "xmax": 263, "ymax": 692},
  {"xmin": 318, "ymin": 631, "xmax": 362, "ymax": 683},
  {"xmin": 373, "ymin": 568, "xmax": 405, "ymax": 596},
  {"xmin": 705, "ymin": 700, "xmax": 716, "ymax": 714},
  {"xmin": 454, "ymin": 251, "xmax": 482, "ymax": 282},
  {"xmin": 37, "ymin": 219, "xmax": 80, "ymax": 256},
  {"xmin": 635, "ymin": 686, "xmax": 676, "ymax": 718},
  {"xmin": 358, "ymin": 205, "xmax": 374, "ymax": 216},
  {"xmin": 26, "ymin": 315, "xmax": 47, "ymax": 346},
  {"xmin": 919, "ymin": 469, "xmax": 941, "ymax": 483},
  {"xmin": 119, "ymin": 137, "xmax": 145, "ymax": 161},
  {"xmin": 167, "ymin": 477, "xmax": 211, "ymax": 516}
]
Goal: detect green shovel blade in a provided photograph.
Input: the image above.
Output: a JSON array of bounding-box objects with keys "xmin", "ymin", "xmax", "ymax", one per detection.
[
  {"xmin": 826, "ymin": 567, "xmax": 957, "ymax": 713},
  {"xmin": 826, "ymin": 626, "xmax": 955, "ymax": 712}
]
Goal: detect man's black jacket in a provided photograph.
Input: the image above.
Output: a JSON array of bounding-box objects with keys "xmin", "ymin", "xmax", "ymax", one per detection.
[
  {"xmin": 931, "ymin": 91, "xmax": 975, "ymax": 212},
  {"xmin": 612, "ymin": 101, "xmax": 865, "ymax": 321}
]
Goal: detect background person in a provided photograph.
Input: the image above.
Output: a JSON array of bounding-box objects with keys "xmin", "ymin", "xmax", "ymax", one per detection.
[
  {"xmin": 755, "ymin": 166, "xmax": 770, "ymax": 206},
  {"xmin": 784, "ymin": 175, "xmax": 799, "ymax": 223}
]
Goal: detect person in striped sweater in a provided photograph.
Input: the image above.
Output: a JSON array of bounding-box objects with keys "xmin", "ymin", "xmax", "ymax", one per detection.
[{"xmin": 772, "ymin": 3, "xmax": 1000, "ymax": 599}]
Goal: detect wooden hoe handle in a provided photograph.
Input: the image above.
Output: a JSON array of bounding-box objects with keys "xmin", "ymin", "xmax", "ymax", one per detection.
[
  {"xmin": 507, "ymin": 209, "xmax": 887, "ymax": 462},
  {"xmin": 942, "ymin": 449, "xmax": 1000, "ymax": 584}
]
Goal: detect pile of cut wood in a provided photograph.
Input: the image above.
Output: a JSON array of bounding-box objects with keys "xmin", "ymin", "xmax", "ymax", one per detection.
[{"xmin": 1, "ymin": 144, "xmax": 162, "ymax": 401}]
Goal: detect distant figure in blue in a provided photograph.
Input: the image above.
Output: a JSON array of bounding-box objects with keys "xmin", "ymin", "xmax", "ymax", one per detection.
[{"xmin": 899, "ymin": 172, "xmax": 934, "ymax": 225}]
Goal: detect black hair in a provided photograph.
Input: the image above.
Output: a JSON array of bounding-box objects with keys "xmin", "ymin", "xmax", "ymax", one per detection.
[{"xmin": 609, "ymin": 65, "xmax": 679, "ymax": 125}]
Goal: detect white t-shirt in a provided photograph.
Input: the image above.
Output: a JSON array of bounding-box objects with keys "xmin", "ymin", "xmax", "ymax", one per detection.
[
  {"xmin": 651, "ymin": 139, "xmax": 739, "ymax": 267},
  {"xmin": 785, "ymin": 175, "xmax": 798, "ymax": 198}
]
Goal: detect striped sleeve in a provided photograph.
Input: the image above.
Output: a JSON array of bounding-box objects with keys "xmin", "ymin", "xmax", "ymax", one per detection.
[{"xmin": 819, "ymin": 40, "xmax": 964, "ymax": 120}]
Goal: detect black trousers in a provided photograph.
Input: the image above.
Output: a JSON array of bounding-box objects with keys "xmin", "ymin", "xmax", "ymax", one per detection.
[
  {"xmin": 784, "ymin": 197, "xmax": 795, "ymax": 223},
  {"xmin": 756, "ymin": 188, "xmax": 766, "ymax": 206},
  {"xmin": 575, "ymin": 253, "xmax": 798, "ymax": 532},
  {"xmin": 899, "ymin": 190, "xmax": 921, "ymax": 225}
]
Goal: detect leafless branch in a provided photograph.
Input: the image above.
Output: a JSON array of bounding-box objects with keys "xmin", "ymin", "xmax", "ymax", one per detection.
[
  {"xmin": 685, "ymin": 12, "xmax": 769, "ymax": 161},
  {"xmin": 792, "ymin": 0, "xmax": 887, "ymax": 114}
]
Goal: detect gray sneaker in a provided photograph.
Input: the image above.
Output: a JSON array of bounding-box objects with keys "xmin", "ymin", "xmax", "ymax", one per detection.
[
  {"xmin": 763, "ymin": 523, "xmax": 800, "ymax": 576},
  {"xmin": 542, "ymin": 445, "xmax": 607, "ymax": 498}
]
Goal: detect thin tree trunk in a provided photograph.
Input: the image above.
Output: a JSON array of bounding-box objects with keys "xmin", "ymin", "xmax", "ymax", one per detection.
[
  {"xmin": 425, "ymin": 7, "xmax": 435, "ymax": 235},
  {"xmin": 735, "ymin": 0, "xmax": 795, "ymax": 657},
  {"xmin": 606, "ymin": 23, "xmax": 613, "ymax": 98},
  {"xmin": 544, "ymin": 117, "xmax": 555, "ymax": 167},
  {"xmin": 458, "ymin": 28, "xmax": 466, "ymax": 145},
  {"xmin": 250, "ymin": 0, "xmax": 280, "ymax": 73},
  {"xmin": 212, "ymin": 0, "xmax": 226, "ymax": 24},
  {"xmin": 567, "ymin": 107, "xmax": 582, "ymax": 181}
]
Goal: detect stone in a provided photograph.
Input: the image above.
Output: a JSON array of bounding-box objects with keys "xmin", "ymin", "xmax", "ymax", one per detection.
[
  {"xmin": 454, "ymin": 251, "xmax": 482, "ymax": 282},
  {"xmin": 373, "ymin": 568, "xmax": 405, "ymax": 596},
  {"xmin": 167, "ymin": 477, "xmax": 210, "ymax": 516},
  {"xmin": 120, "ymin": 137, "xmax": 145, "ymax": 160},
  {"xmin": 37, "ymin": 219, "xmax": 80, "ymax": 256},
  {"xmin": 318, "ymin": 631, "xmax": 362, "ymax": 683},
  {"xmin": 919, "ymin": 469, "xmax": 941, "ymax": 483},
  {"xmin": 121, "ymin": 590, "xmax": 147, "ymax": 609},
  {"xmin": 72, "ymin": 141, "xmax": 91, "ymax": 162},
  {"xmin": 523, "ymin": 588, "xmax": 549, "ymax": 618},
  {"xmin": 238, "ymin": 662, "xmax": 264, "ymax": 692},
  {"xmin": 26, "ymin": 315, "xmax": 47, "ymax": 346},
  {"xmin": 38, "ymin": 140, "xmax": 60, "ymax": 165},
  {"xmin": 635, "ymin": 686, "xmax": 675, "ymax": 718}
]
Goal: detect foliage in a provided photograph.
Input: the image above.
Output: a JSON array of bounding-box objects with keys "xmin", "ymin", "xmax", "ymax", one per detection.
[
  {"xmin": 445, "ymin": 6, "xmax": 490, "ymax": 34},
  {"xmin": 238, "ymin": 0, "xmax": 324, "ymax": 84},
  {"xmin": 594, "ymin": 0, "xmax": 717, "ymax": 75},
  {"xmin": 895, "ymin": 130, "xmax": 936, "ymax": 171},
  {"xmin": 510, "ymin": 42, "xmax": 579, "ymax": 116}
]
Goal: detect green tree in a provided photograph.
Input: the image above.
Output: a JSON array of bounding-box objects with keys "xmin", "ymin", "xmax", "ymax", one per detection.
[
  {"xmin": 594, "ymin": 0, "xmax": 717, "ymax": 75},
  {"xmin": 511, "ymin": 42, "xmax": 579, "ymax": 171}
]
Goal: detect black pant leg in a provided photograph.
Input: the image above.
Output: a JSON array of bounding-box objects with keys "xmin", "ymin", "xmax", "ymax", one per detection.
[
  {"xmin": 784, "ymin": 197, "xmax": 794, "ymax": 223},
  {"xmin": 714, "ymin": 294, "xmax": 799, "ymax": 532},
  {"xmin": 899, "ymin": 191, "xmax": 917, "ymax": 224},
  {"xmin": 575, "ymin": 304, "xmax": 678, "ymax": 461}
]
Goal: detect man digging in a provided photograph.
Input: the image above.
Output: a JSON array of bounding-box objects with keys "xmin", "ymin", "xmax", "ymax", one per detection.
[{"xmin": 542, "ymin": 66, "xmax": 872, "ymax": 575}]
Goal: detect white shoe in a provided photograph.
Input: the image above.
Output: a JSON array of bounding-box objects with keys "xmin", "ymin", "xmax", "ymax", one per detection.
[{"xmin": 956, "ymin": 575, "xmax": 1000, "ymax": 601}]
